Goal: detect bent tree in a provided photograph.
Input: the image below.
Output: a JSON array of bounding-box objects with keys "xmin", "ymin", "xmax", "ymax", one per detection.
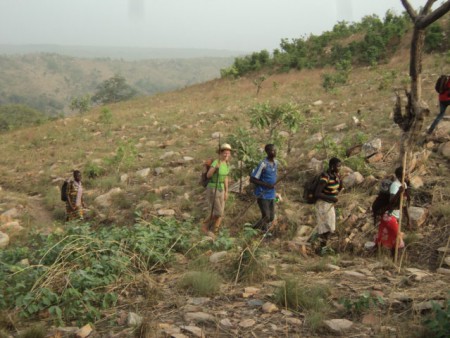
[
  {"xmin": 393, "ymin": 0, "xmax": 450, "ymax": 159},
  {"xmin": 392, "ymin": 0, "xmax": 450, "ymax": 264}
]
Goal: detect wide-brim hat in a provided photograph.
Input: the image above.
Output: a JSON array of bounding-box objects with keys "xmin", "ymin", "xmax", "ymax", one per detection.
[{"xmin": 220, "ymin": 143, "xmax": 232, "ymax": 151}]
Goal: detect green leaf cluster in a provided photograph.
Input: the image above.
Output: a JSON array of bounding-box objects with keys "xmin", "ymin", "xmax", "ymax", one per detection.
[{"xmin": 0, "ymin": 218, "xmax": 194, "ymax": 325}]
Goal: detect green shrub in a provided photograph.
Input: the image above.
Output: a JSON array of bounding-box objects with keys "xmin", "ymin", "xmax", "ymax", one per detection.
[
  {"xmin": 0, "ymin": 219, "xmax": 196, "ymax": 325},
  {"xmin": 179, "ymin": 271, "xmax": 221, "ymax": 296},
  {"xmin": 339, "ymin": 292, "xmax": 384, "ymax": 317},
  {"xmin": 18, "ymin": 325, "xmax": 46, "ymax": 338},
  {"xmin": 423, "ymin": 299, "xmax": 450, "ymax": 338},
  {"xmin": 274, "ymin": 279, "xmax": 330, "ymax": 312}
]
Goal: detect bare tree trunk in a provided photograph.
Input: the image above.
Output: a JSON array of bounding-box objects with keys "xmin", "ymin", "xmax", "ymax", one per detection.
[{"xmin": 395, "ymin": 0, "xmax": 450, "ymax": 163}]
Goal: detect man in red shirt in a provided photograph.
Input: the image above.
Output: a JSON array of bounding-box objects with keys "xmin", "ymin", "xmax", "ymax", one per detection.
[{"xmin": 428, "ymin": 76, "xmax": 450, "ymax": 134}]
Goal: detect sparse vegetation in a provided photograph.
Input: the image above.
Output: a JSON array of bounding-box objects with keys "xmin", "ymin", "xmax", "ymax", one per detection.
[
  {"xmin": 179, "ymin": 271, "xmax": 221, "ymax": 296},
  {"xmin": 0, "ymin": 7, "xmax": 449, "ymax": 337}
]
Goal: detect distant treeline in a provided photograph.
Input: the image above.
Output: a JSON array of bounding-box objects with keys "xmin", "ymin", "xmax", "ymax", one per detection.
[
  {"xmin": 221, "ymin": 11, "xmax": 449, "ymax": 78},
  {"xmin": 0, "ymin": 53, "xmax": 234, "ymax": 125}
]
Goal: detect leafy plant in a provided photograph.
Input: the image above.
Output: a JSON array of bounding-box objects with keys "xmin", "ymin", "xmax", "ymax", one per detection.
[
  {"xmin": 84, "ymin": 161, "xmax": 105, "ymax": 179},
  {"xmin": 339, "ymin": 292, "xmax": 384, "ymax": 317},
  {"xmin": 105, "ymin": 141, "xmax": 138, "ymax": 173},
  {"xmin": 423, "ymin": 299, "xmax": 450, "ymax": 338},
  {"xmin": 0, "ymin": 219, "xmax": 197, "ymax": 325},
  {"xmin": 99, "ymin": 107, "xmax": 113, "ymax": 125}
]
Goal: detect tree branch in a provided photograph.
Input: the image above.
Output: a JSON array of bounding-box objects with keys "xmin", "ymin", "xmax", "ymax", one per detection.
[
  {"xmin": 401, "ymin": 0, "xmax": 417, "ymax": 20},
  {"xmin": 422, "ymin": 0, "xmax": 437, "ymax": 14},
  {"xmin": 418, "ymin": 0, "xmax": 450, "ymax": 28}
]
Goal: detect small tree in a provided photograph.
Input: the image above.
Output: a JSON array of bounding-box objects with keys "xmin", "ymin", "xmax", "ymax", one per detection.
[
  {"xmin": 69, "ymin": 95, "xmax": 91, "ymax": 114},
  {"xmin": 92, "ymin": 75, "xmax": 137, "ymax": 105},
  {"xmin": 249, "ymin": 102, "xmax": 304, "ymax": 154}
]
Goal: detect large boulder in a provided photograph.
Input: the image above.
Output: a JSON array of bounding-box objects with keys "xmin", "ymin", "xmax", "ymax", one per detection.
[
  {"xmin": 94, "ymin": 188, "xmax": 122, "ymax": 208},
  {"xmin": 342, "ymin": 172, "xmax": 364, "ymax": 189},
  {"xmin": 438, "ymin": 142, "xmax": 450, "ymax": 160},
  {"xmin": 308, "ymin": 158, "xmax": 323, "ymax": 173},
  {"xmin": 362, "ymin": 138, "xmax": 382, "ymax": 157},
  {"xmin": 0, "ymin": 231, "xmax": 10, "ymax": 249},
  {"xmin": 408, "ymin": 207, "xmax": 428, "ymax": 227}
]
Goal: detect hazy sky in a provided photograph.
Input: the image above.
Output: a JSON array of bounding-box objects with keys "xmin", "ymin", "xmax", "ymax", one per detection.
[{"xmin": 0, "ymin": 0, "xmax": 431, "ymax": 52}]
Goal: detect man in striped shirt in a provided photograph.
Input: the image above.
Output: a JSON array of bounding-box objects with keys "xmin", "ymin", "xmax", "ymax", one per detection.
[{"xmin": 314, "ymin": 157, "xmax": 343, "ymax": 251}]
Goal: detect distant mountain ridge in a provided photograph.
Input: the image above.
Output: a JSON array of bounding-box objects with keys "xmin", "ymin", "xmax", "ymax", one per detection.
[
  {"xmin": 0, "ymin": 44, "xmax": 247, "ymax": 60},
  {"xmin": 0, "ymin": 51, "xmax": 236, "ymax": 116}
]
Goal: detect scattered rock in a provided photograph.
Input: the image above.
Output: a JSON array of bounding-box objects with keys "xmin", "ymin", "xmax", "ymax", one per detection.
[
  {"xmin": 343, "ymin": 271, "xmax": 366, "ymax": 279},
  {"xmin": 334, "ymin": 123, "xmax": 347, "ymax": 131},
  {"xmin": 94, "ymin": 188, "xmax": 122, "ymax": 208},
  {"xmin": 188, "ymin": 297, "xmax": 210, "ymax": 305},
  {"xmin": 413, "ymin": 300, "xmax": 444, "ymax": 312},
  {"xmin": 136, "ymin": 168, "xmax": 151, "ymax": 178},
  {"xmin": 285, "ymin": 317, "xmax": 303, "ymax": 326},
  {"xmin": 342, "ymin": 172, "xmax": 364, "ymax": 188},
  {"xmin": 326, "ymin": 264, "xmax": 340, "ymax": 271},
  {"xmin": 366, "ymin": 152, "xmax": 383, "ymax": 163},
  {"xmin": 127, "ymin": 312, "xmax": 142, "ymax": 326},
  {"xmin": 362, "ymin": 313, "xmax": 380, "ymax": 326},
  {"xmin": 154, "ymin": 167, "xmax": 165, "ymax": 176},
  {"xmin": 1, "ymin": 207, "xmax": 19, "ymax": 219},
  {"xmin": 209, "ymin": 251, "xmax": 228, "ymax": 264},
  {"xmin": 0, "ymin": 221, "xmax": 24, "ymax": 235},
  {"xmin": 184, "ymin": 312, "xmax": 215, "ymax": 323},
  {"xmin": 406, "ymin": 268, "xmax": 432, "ymax": 282},
  {"xmin": 247, "ymin": 299, "xmax": 264, "ymax": 307},
  {"xmin": 75, "ymin": 324, "xmax": 93, "ymax": 338},
  {"xmin": 409, "ymin": 176, "xmax": 424, "ymax": 189},
  {"xmin": 0, "ymin": 231, "xmax": 10, "ymax": 249},
  {"xmin": 408, "ymin": 207, "xmax": 428, "ymax": 227},
  {"xmin": 262, "ymin": 302, "xmax": 278, "ymax": 313},
  {"xmin": 19, "ymin": 258, "xmax": 30, "ymax": 266},
  {"xmin": 219, "ymin": 318, "xmax": 233, "ymax": 327},
  {"xmin": 324, "ymin": 319, "xmax": 353, "ymax": 333},
  {"xmin": 238, "ymin": 319, "xmax": 256, "ymax": 328},
  {"xmin": 390, "ymin": 292, "xmax": 412, "ymax": 302},
  {"xmin": 444, "ymin": 256, "xmax": 450, "ymax": 267},
  {"xmin": 305, "ymin": 133, "xmax": 323, "ymax": 144},
  {"xmin": 157, "ymin": 209, "xmax": 176, "ymax": 216},
  {"xmin": 308, "ymin": 158, "xmax": 323, "ymax": 173},
  {"xmin": 436, "ymin": 268, "xmax": 450, "ymax": 275},
  {"xmin": 120, "ymin": 174, "xmax": 129, "ymax": 183},
  {"xmin": 313, "ymin": 100, "xmax": 323, "ymax": 106},
  {"xmin": 438, "ymin": 141, "xmax": 450, "ymax": 159},
  {"xmin": 160, "ymin": 151, "xmax": 176, "ymax": 160},
  {"xmin": 211, "ymin": 132, "xmax": 223, "ymax": 139},
  {"xmin": 362, "ymin": 138, "xmax": 382, "ymax": 157},
  {"xmin": 180, "ymin": 325, "xmax": 204, "ymax": 338}
]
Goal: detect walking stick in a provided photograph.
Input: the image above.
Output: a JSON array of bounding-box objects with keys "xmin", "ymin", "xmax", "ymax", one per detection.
[
  {"xmin": 208, "ymin": 136, "xmax": 222, "ymax": 230},
  {"xmin": 394, "ymin": 152, "xmax": 407, "ymax": 266}
]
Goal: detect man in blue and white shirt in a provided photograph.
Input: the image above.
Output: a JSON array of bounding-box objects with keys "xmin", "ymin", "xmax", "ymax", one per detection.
[{"xmin": 250, "ymin": 144, "xmax": 279, "ymax": 233}]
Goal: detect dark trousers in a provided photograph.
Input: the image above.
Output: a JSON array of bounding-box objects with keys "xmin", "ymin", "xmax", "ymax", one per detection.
[
  {"xmin": 254, "ymin": 198, "xmax": 275, "ymax": 230},
  {"xmin": 428, "ymin": 101, "xmax": 449, "ymax": 134}
]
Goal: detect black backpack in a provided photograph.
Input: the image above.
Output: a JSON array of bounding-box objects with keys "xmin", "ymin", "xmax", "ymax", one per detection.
[
  {"xmin": 303, "ymin": 172, "xmax": 327, "ymax": 204},
  {"xmin": 435, "ymin": 75, "xmax": 448, "ymax": 94},
  {"xmin": 61, "ymin": 180, "xmax": 69, "ymax": 202},
  {"xmin": 371, "ymin": 178, "xmax": 392, "ymax": 225}
]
